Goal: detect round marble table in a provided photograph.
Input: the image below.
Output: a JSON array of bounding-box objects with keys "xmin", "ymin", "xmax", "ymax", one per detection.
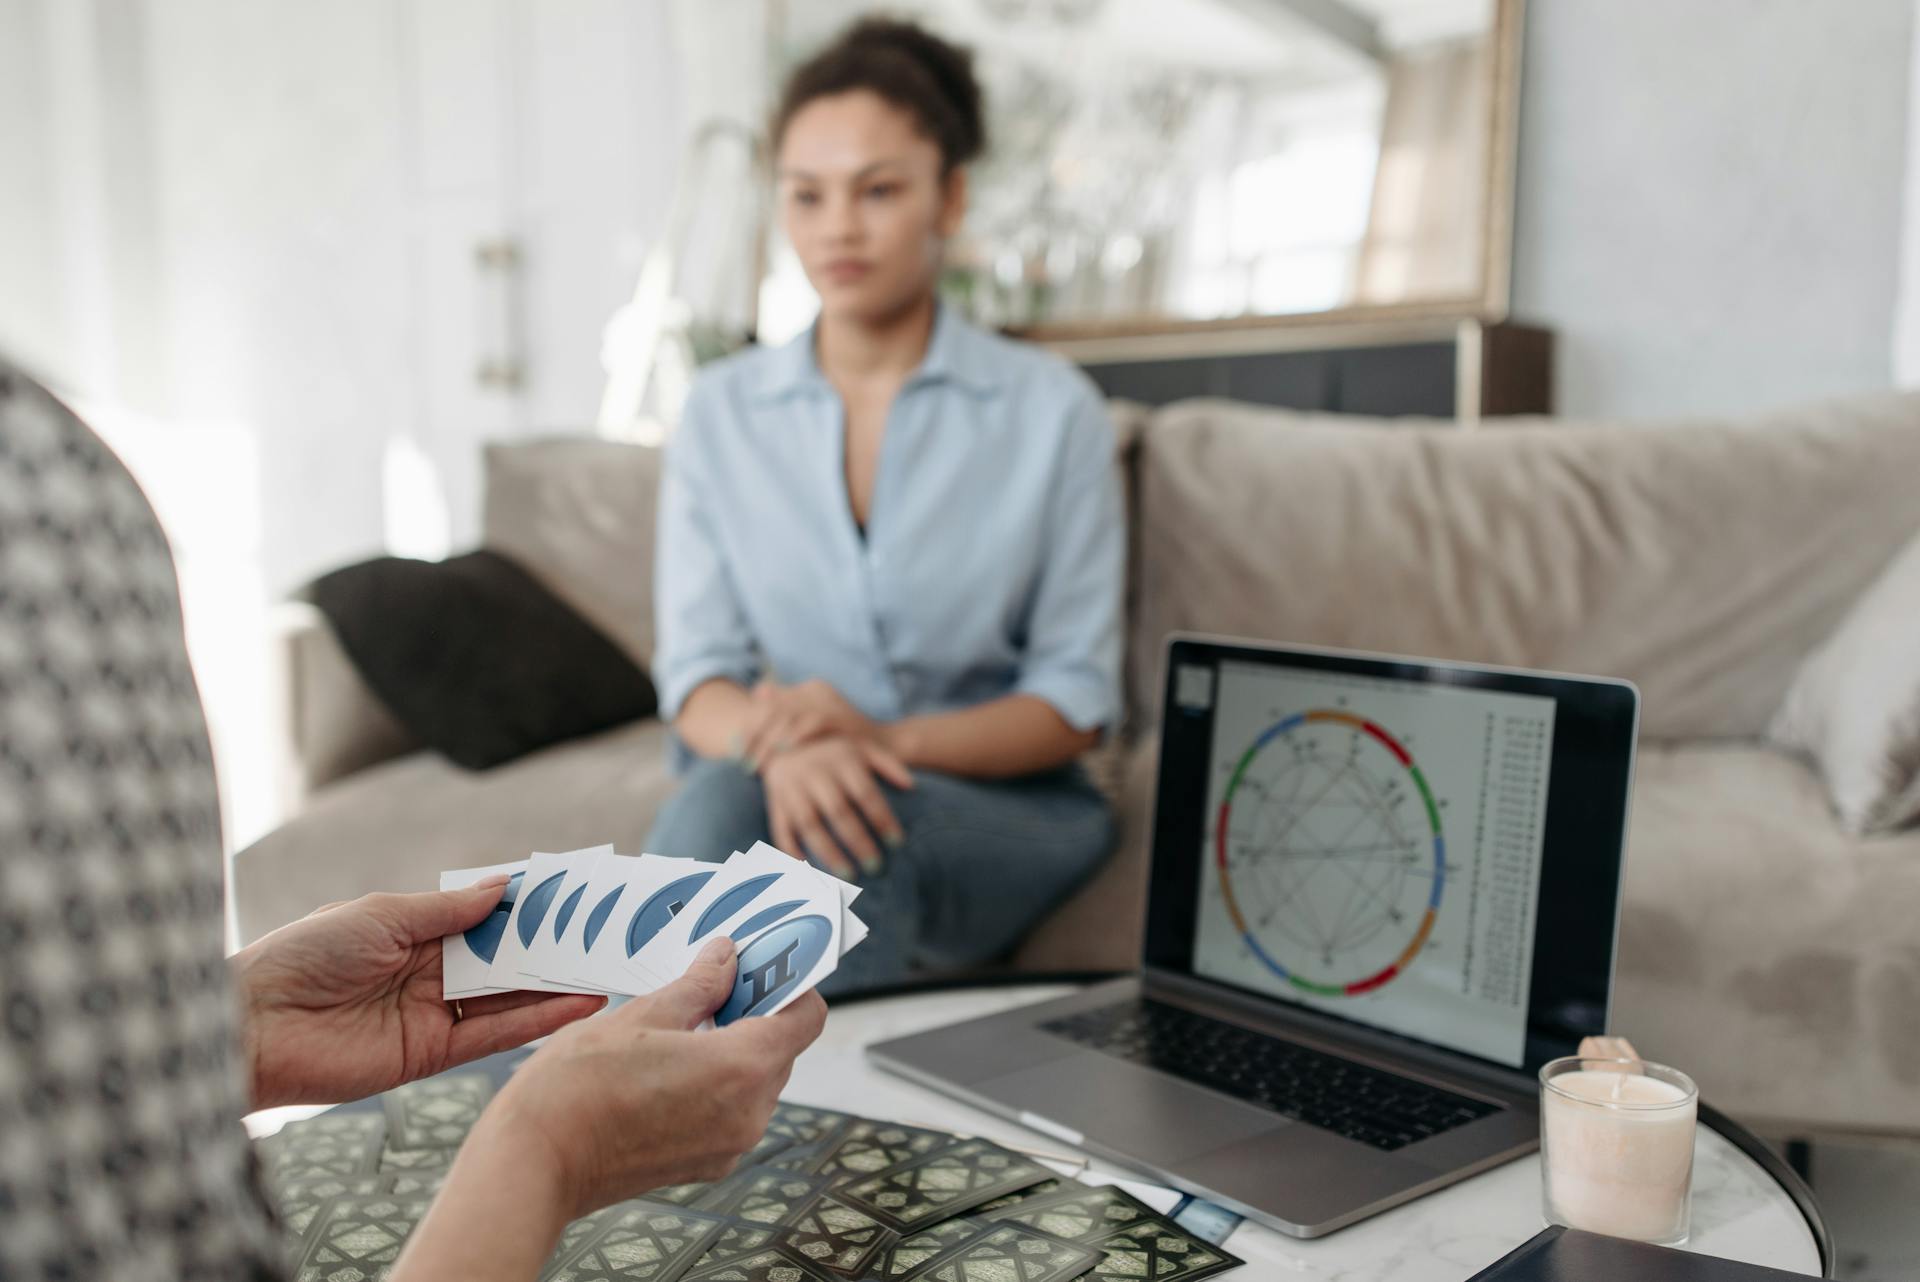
[{"xmin": 785, "ymin": 981, "xmax": 1829, "ymax": 1281}]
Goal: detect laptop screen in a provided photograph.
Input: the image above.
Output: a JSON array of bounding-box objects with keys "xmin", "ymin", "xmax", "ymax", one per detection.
[{"xmin": 1144, "ymin": 639, "xmax": 1639, "ymax": 1073}]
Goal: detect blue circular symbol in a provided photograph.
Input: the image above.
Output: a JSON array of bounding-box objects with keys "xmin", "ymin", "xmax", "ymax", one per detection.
[
  {"xmin": 551, "ymin": 883, "xmax": 588, "ymax": 942},
  {"xmin": 462, "ymin": 870, "xmax": 523, "ymax": 964},
  {"xmin": 626, "ymin": 871, "xmax": 715, "ymax": 958},
  {"xmin": 689, "ymin": 873, "xmax": 782, "ymax": 944},
  {"xmin": 582, "ymin": 885, "xmax": 622, "ymax": 952},
  {"xmin": 517, "ymin": 871, "xmax": 567, "ymax": 947},
  {"xmin": 717, "ymin": 914, "xmax": 832, "ymax": 1024},
  {"xmin": 730, "ymin": 900, "xmax": 807, "ymax": 943}
]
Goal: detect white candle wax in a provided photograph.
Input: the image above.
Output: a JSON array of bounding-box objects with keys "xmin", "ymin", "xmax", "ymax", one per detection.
[{"xmin": 1542, "ymin": 1069, "xmax": 1696, "ymax": 1242}]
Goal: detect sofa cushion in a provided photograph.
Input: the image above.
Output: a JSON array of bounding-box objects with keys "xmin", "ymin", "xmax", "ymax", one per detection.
[
  {"xmin": 1771, "ymin": 527, "xmax": 1920, "ymax": 835},
  {"xmin": 1014, "ymin": 731, "xmax": 1157, "ymax": 972},
  {"xmin": 483, "ymin": 438, "xmax": 662, "ymax": 664},
  {"xmin": 274, "ymin": 602, "xmax": 418, "ymax": 803},
  {"xmin": 1130, "ymin": 394, "xmax": 1920, "ymax": 739},
  {"xmin": 305, "ymin": 550, "xmax": 656, "ymax": 770},
  {"xmin": 232, "ymin": 719, "xmax": 680, "ymax": 943},
  {"xmin": 1612, "ymin": 740, "xmax": 1920, "ymax": 1131}
]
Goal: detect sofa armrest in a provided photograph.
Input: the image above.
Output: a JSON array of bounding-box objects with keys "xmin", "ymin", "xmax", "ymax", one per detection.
[{"xmin": 271, "ymin": 602, "xmax": 417, "ymax": 813}]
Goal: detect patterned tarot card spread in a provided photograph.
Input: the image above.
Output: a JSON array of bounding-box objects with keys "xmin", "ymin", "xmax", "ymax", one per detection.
[
  {"xmin": 695, "ymin": 1169, "xmax": 834, "ymax": 1227},
  {"xmin": 261, "ymin": 1112, "xmax": 386, "ymax": 1180},
  {"xmin": 897, "ymin": 1223, "xmax": 1100, "ymax": 1282},
  {"xmin": 835, "ymin": 1139, "xmax": 1054, "ymax": 1231},
  {"xmin": 805, "ymin": 1120, "xmax": 959, "ymax": 1185},
  {"xmin": 540, "ymin": 1199, "xmax": 727, "ymax": 1282},
  {"xmin": 764, "ymin": 1103, "xmax": 855, "ymax": 1150},
  {"xmin": 269, "ymin": 1159, "xmax": 387, "ymax": 1187},
  {"xmin": 379, "ymin": 1145, "xmax": 460, "ymax": 1173},
  {"xmin": 537, "ymin": 1203, "xmax": 631, "ymax": 1279},
  {"xmin": 385, "ymin": 1169, "xmax": 447, "ymax": 1198},
  {"xmin": 271, "ymin": 1171, "xmax": 393, "ymax": 1204},
  {"xmin": 645, "ymin": 1177, "xmax": 721, "ymax": 1207},
  {"xmin": 1084, "ymin": 1218, "xmax": 1242, "ymax": 1282},
  {"xmin": 971, "ymin": 1179, "xmax": 1064, "ymax": 1216},
  {"xmin": 865, "ymin": 1219, "xmax": 986, "ymax": 1279},
  {"xmin": 772, "ymin": 1194, "xmax": 895, "ymax": 1275},
  {"xmin": 382, "ymin": 1071, "xmax": 494, "ymax": 1149},
  {"xmin": 763, "ymin": 1138, "xmax": 835, "ymax": 1172},
  {"xmin": 744, "ymin": 1104, "xmax": 858, "ymax": 1172},
  {"xmin": 294, "ymin": 1193, "xmax": 436, "ymax": 1281},
  {"xmin": 981, "ymin": 1183, "xmax": 1157, "ymax": 1242},
  {"xmin": 679, "ymin": 1244, "xmax": 841, "ymax": 1282},
  {"xmin": 687, "ymin": 1219, "xmax": 780, "ymax": 1272},
  {"xmin": 744, "ymin": 1130, "xmax": 804, "ymax": 1168},
  {"xmin": 272, "ymin": 1174, "xmax": 394, "ymax": 1244},
  {"xmin": 255, "ymin": 1086, "xmax": 1246, "ymax": 1282}
]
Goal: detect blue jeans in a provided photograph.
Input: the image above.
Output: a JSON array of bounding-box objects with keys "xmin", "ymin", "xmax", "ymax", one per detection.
[{"xmin": 643, "ymin": 758, "xmax": 1117, "ymax": 993}]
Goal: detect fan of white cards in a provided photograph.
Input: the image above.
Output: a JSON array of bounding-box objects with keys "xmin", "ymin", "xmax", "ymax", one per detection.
[{"xmin": 440, "ymin": 842, "xmax": 868, "ymax": 1025}]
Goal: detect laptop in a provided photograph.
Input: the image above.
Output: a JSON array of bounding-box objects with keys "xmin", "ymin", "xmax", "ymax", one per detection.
[{"xmin": 869, "ymin": 636, "xmax": 1640, "ymax": 1238}]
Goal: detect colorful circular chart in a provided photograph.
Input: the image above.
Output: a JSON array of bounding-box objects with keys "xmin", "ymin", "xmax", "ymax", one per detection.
[{"xmin": 1214, "ymin": 709, "xmax": 1444, "ymax": 998}]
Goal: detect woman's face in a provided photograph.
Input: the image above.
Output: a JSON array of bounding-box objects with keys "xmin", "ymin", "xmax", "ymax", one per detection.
[{"xmin": 777, "ymin": 89, "xmax": 966, "ymax": 326}]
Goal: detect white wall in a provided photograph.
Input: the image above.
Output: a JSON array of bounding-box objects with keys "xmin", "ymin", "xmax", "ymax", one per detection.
[
  {"xmin": 0, "ymin": 0, "xmax": 688, "ymax": 849},
  {"xmin": 0, "ymin": 0, "xmax": 62, "ymax": 383},
  {"xmin": 148, "ymin": 1, "xmax": 413, "ymax": 588},
  {"xmin": 1511, "ymin": 0, "xmax": 1914, "ymax": 419},
  {"xmin": 1, "ymin": 0, "xmax": 686, "ymax": 595}
]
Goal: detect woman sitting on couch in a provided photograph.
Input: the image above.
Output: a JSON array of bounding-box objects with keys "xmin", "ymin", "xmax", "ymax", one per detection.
[{"xmin": 646, "ymin": 17, "xmax": 1124, "ymax": 990}]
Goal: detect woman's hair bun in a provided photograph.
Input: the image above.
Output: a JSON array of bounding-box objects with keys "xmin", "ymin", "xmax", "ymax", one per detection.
[{"xmin": 774, "ymin": 16, "xmax": 986, "ymax": 170}]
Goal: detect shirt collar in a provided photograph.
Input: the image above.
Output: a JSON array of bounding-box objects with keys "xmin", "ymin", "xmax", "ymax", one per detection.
[{"xmin": 748, "ymin": 301, "xmax": 1002, "ymax": 402}]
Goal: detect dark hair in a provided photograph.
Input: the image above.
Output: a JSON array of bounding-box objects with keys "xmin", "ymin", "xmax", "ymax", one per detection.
[{"xmin": 773, "ymin": 17, "xmax": 986, "ymax": 172}]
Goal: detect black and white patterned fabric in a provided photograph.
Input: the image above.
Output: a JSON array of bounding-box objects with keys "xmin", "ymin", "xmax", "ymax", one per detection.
[{"xmin": 0, "ymin": 364, "xmax": 285, "ymax": 1279}]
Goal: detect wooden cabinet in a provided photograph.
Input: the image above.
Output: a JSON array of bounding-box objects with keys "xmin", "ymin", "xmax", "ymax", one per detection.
[{"xmin": 1049, "ymin": 319, "xmax": 1553, "ymax": 421}]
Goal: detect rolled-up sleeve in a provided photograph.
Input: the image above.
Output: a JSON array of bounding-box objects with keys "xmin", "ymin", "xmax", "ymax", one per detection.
[
  {"xmin": 652, "ymin": 388, "xmax": 759, "ymax": 720},
  {"xmin": 1014, "ymin": 386, "xmax": 1125, "ymax": 737}
]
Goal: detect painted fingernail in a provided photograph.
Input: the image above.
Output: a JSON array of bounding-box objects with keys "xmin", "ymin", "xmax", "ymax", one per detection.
[
  {"xmin": 857, "ymin": 854, "xmax": 883, "ymax": 877},
  {"xmin": 884, "ymin": 830, "xmax": 906, "ymax": 850},
  {"xmin": 726, "ymin": 731, "xmax": 747, "ymax": 760},
  {"xmin": 698, "ymin": 936, "xmax": 735, "ymax": 964},
  {"xmin": 475, "ymin": 873, "xmax": 511, "ymax": 889}
]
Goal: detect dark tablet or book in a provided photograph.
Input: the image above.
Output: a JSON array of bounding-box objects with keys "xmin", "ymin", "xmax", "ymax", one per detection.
[{"xmin": 1469, "ymin": 1226, "xmax": 1816, "ymax": 1280}]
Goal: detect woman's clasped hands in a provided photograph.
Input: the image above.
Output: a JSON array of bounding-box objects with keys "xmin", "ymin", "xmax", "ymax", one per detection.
[{"xmin": 740, "ymin": 677, "xmax": 914, "ymax": 879}]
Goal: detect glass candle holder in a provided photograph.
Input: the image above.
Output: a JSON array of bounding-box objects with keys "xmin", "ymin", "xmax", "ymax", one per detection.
[{"xmin": 1539, "ymin": 1056, "xmax": 1698, "ymax": 1245}]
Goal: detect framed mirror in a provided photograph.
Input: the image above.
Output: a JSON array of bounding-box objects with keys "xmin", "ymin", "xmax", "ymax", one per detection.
[{"xmin": 769, "ymin": 0, "xmax": 1523, "ymax": 345}]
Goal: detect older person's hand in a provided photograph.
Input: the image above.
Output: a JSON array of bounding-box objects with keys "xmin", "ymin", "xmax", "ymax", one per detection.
[
  {"xmin": 389, "ymin": 939, "xmax": 828, "ymax": 1282},
  {"xmin": 478, "ymin": 936, "xmax": 827, "ymax": 1214},
  {"xmin": 234, "ymin": 878, "xmax": 606, "ymax": 1109}
]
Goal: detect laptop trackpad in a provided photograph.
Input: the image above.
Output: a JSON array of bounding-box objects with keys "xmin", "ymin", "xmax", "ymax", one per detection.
[{"xmin": 977, "ymin": 1054, "xmax": 1282, "ymax": 1163}]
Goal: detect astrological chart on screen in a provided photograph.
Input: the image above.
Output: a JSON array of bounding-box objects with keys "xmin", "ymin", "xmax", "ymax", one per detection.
[{"xmin": 1190, "ymin": 660, "xmax": 1556, "ymax": 1067}]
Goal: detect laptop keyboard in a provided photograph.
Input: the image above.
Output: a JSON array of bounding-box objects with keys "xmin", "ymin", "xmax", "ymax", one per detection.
[{"xmin": 1041, "ymin": 998, "xmax": 1500, "ymax": 1152}]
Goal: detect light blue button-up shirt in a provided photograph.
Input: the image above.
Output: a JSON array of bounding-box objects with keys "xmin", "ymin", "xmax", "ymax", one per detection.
[{"xmin": 652, "ymin": 304, "xmax": 1124, "ymax": 756}]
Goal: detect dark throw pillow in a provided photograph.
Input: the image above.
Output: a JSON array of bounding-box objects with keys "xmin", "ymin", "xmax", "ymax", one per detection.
[{"xmin": 304, "ymin": 549, "xmax": 656, "ymax": 770}]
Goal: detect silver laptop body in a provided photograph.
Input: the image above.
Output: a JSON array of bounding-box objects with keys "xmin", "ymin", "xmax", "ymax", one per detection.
[{"xmin": 870, "ymin": 637, "xmax": 1640, "ymax": 1238}]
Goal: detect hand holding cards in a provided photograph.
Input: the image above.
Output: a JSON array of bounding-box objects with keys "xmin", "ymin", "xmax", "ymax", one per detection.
[{"xmin": 440, "ymin": 841, "xmax": 868, "ymax": 1024}]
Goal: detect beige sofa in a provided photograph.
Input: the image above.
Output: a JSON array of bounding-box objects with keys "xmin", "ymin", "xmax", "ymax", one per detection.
[{"xmin": 235, "ymin": 392, "xmax": 1920, "ymax": 1136}]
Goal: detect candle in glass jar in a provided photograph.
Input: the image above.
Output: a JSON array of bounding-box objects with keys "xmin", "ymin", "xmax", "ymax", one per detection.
[{"xmin": 1541, "ymin": 1067, "xmax": 1696, "ymax": 1243}]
